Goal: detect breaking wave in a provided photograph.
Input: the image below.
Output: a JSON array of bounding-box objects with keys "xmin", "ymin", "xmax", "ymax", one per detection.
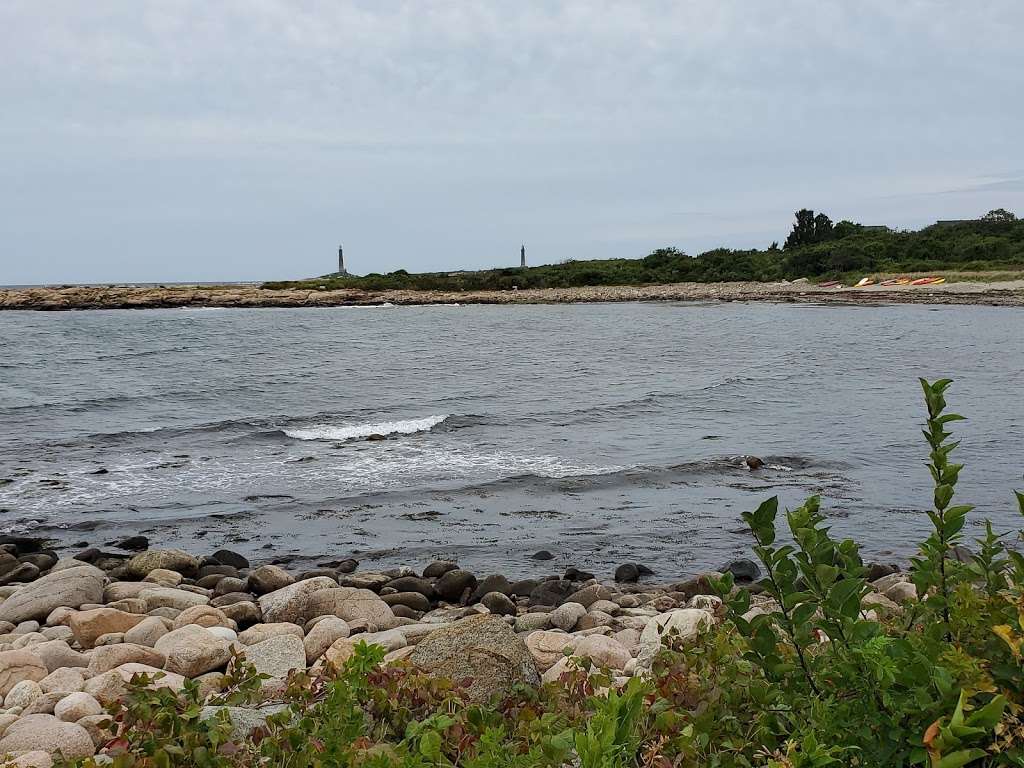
[{"xmin": 284, "ymin": 415, "xmax": 449, "ymax": 442}]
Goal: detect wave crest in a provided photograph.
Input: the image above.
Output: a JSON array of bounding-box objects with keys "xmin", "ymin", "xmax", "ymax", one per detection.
[{"xmin": 284, "ymin": 415, "xmax": 449, "ymax": 442}]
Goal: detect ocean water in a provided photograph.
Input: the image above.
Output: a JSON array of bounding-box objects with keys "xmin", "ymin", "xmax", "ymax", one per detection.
[{"xmin": 0, "ymin": 302, "xmax": 1021, "ymax": 579}]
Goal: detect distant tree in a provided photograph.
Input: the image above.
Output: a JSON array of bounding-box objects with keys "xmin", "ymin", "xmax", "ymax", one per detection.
[
  {"xmin": 768, "ymin": 241, "xmax": 780, "ymax": 251},
  {"xmin": 813, "ymin": 213, "xmax": 834, "ymax": 241},
  {"xmin": 981, "ymin": 208, "xmax": 1017, "ymax": 223},
  {"xmin": 784, "ymin": 209, "xmax": 818, "ymax": 249},
  {"xmin": 784, "ymin": 209, "xmax": 837, "ymax": 249},
  {"xmin": 833, "ymin": 220, "xmax": 862, "ymax": 239},
  {"xmin": 642, "ymin": 247, "xmax": 686, "ymax": 269}
]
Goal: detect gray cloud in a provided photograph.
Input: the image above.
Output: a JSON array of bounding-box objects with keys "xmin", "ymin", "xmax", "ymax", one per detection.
[{"xmin": 1, "ymin": 1, "xmax": 1022, "ymax": 283}]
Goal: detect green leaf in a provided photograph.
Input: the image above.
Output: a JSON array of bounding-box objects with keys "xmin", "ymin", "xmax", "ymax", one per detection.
[
  {"xmin": 419, "ymin": 730, "xmax": 442, "ymax": 761},
  {"xmin": 936, "ymin": 748, "xmax": 988, "ymax": 768},
  {"xmin": 792, "ymin": 602, "xmax": 817, "ymax": 628},
  {"xmin": 965, "ymin": 695, "xmax": 1006, "ymax": 729},
  {"xmin": 935, "ymin": 484, "xmax": 954, "ymax": 510}
]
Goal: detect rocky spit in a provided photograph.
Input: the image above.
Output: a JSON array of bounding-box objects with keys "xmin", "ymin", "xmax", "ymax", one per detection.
[
  {"xmin": 0, "ymin": 540, "xmax": 914, "ymax": 766},
  {"xmin": 2, "ymin": 280, "xmax": 1023, "ymax": 311}
]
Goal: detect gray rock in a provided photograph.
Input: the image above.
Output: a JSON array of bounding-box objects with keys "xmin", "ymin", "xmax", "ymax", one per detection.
[
  {"xmin": 382, "ymin": 592, "xmax": 432, "ymax": 612},
  {"xmin": 480, "ymin": 592, "xmax": 516, "ymax": 616},
  {"xmin": 565, "ymin": 584, "xmax": 614, "ymax": 609},
  {"xmin": 304, "ymin": 587, "xmax": 395, "ymax": 626},
  {"xmin": 338, "ymin": 572, "xmax": 390, "ymax": 592},
  {"xmin": 33, "ymin": 641, "xmax": 88, "ymax": 673},
  {"xmin": 211, "ymin": 592, "xmax": 256, "ymax": 607},
  {"xmin": 549, "ymin": 602, "xmax": 586, "ymax": 631},
  {"xmin": 199, "ymin": 704, "xmax": 287, "ymax": 737},
  {"xmin": 242, "ymin": 634, "xmax": 306, "ymax": 678},
  {"xmin": 0, "ymin": 649, "xmax": 49, "ymax": 697},
  {"xmin": 303, "ymin": 617, "xmax": 350, "ymax": 664},
  {"xmin": 0, "ymin": 563, "xmax": 40, "ymax": 585},
  {"xmin": 215, "ymin": 577, "xmax": 248, "ymax": 596},
  {"xmin": 383, "ymin": 577, "xmax": 434, "ymax": 597},
  {"xmin": 434, "ymin": 570, "xmax": 477, "ymax": 602},
  {"xmin": 0, "ymin": 565, "xmax": 105, "ymax": 624},
  {"xmin": 408, "ymin": 615, "xmax": 539, "ymax": 703},
  {"xmin": 509, "ymin": 579, "xmax": 540, "ymax": 597},
  {"xmin": 125, "ymin": 549, "xmax": 199, "ymax": 578},
  {"xmin": 198, "ymin": 564, "xmax": 239, "ymax": 580},
  {"xmin": 422, "ymin": 561, "xmax": 458, "ymax": 579},
  {"xmin": 613, "ymin": 563, "xmax": 653, "ymax": 583},
  {"xmin": 469, "ymin": 575, "xmax": 512, "ymax": 604},
  {"xmin": 720, "ymin": 558, "xmax": 761, "ymax": 583},
  {"xmin": 528, "ymin": 579, "xmax": 575, "ymax": 607},
  {"xmin": 211, "ymin": 549, "xmax": 249, "ymax": 570},
  {"xmin": 884, "ymin": 581, "xmax": 918, "ymax": 603},
  {"xmin": 220, "ymin": 601, "xmax": 262, "ymax": 627},
  {"xmin": 237, "ymin": 622, "xmax": 304, "ymax": 646},
  {"xmin": 0, "ymin": 713, "xmax": 95, "ymax": 761},
  {"xmin": 154, "ymin": 625, "xmax": 232, "ymax": 677},
  {"xmin": 87, "ymin": 643, "xmax": 165, "ymax": 675},
  {"xmin": 247, "ymin": 565, "xmax": 295, "ymax": 595},
  {"xmin": 514, "ymin": 613, "xmax": 551, "ymax": 633},
  {"xmin": 123, "ymin": 618, "xmax": 172, "ymax": 647},
  {"xmin": 139, "ymin": 587, "xmax": 209, "ymax": 612},
  {"xmin": 258, "ymin": 577, "xmax": 337, "ymax": 624},
  {"xmin": 54, "ymin": 691, "xmax": 103, "ymax": 722}
]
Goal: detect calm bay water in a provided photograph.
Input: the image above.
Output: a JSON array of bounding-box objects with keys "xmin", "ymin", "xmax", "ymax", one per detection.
[{"xmin": 0, "ymin": 302, "xmax": 1021, "ymax": 579}]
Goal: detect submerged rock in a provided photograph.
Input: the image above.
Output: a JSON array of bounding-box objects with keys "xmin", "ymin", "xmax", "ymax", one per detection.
[{"xmin": 720, "ymin": 558, "xmax": 761, "ymax": 583}]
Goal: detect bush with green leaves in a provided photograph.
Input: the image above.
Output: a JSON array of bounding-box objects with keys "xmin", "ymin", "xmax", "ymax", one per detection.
[{"xmin": 45, "ymin": 379, "xmax": 1024, "ymax": 768}]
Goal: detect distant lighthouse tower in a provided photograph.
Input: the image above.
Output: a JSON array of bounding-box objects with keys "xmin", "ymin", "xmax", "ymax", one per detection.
[
  {"xmin": 337, "ymin": 245, "xmax": 349, "ymax": 276},
  {"xmin": 520, "ymin": 244, "xmax": 526, "ymax": 268}
]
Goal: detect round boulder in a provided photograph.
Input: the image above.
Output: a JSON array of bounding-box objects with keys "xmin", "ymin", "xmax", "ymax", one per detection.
[
  {"xmin": 125, "ymin": 549, "xmax": 199, "ymax": 579},
  {"xmin": 434, "ymin": 570, "xmax": 477, "ymax": 603},
  {"xmin": 0, "ymin": 713, "xmax": 95, "ymax": 761},
  {"xmin": 408, "ymin": 615, "xmax": 539, "ymax": 703}
]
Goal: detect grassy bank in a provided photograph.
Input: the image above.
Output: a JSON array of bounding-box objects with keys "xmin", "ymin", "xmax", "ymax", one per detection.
[
  {"xmin": 54, "ymin": 381, "xmax": 1024, "ymax": 768},
  {"xmin": 263, "ymin": 211, "xmax": 1024, "ymax": 293}
]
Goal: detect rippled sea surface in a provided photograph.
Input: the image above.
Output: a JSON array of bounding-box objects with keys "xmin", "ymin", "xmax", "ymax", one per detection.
[{"xmin": 0, "ymin": 302, "xmax": 1021, "ymax": 579}]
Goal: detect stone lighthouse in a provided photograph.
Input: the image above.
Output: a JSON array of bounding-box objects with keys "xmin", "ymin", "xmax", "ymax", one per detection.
[{"xmin": 337, "ymin": 245, "xmax": 349, "ymax": 276}]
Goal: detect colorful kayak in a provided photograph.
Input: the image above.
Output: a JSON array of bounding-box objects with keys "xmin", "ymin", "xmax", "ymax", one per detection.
[
  {"xmin": 854, "ymin": 277, "xmax": 876, "ymax": 287},
  {"xmin": 880, "ymin": 277, "xmax": 912, "ymax": 286},
  {"xmin": 910, "ymin": 276, "xmax": 946, "ymax": 286}
]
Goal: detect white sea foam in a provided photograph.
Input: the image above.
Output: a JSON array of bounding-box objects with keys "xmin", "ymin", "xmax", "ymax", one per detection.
[{"xmin": 284, "ymin": 415, "xmax": 449, "ymax": 442}]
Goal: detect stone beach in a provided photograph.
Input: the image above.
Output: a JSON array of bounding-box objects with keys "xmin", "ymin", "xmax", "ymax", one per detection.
[{"xmin": 0, "ymin": 538, "xmax": 916, "ymax": 765}]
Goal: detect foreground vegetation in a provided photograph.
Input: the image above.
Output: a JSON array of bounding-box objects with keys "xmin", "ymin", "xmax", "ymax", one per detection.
[
  {"xmin": 263, "ymin": 209, "xmax": 1024, "ymax": 292},
  {"xmin": 37, "ymin": 380, "xmax": 1024, "ymax": 767}
]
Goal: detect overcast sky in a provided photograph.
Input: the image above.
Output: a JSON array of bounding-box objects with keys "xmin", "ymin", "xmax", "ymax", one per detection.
[{"xmin": 2, "ymin": 1, "xmax": 1022, "ymax": 284}]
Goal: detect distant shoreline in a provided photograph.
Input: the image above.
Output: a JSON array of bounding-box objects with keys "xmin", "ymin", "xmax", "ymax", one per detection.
[{"xmin": 2, "ymin": 279, "xmax": 1024, "ymax": 311}]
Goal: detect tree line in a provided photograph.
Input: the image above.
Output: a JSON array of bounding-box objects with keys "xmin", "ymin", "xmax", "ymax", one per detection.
[{"xmin": 263, "ymin": 209, "xmax": 1023, "ymax": 291}]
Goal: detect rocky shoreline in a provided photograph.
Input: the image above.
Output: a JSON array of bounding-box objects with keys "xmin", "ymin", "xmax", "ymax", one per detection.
[
  {"xmin": 0, "ymin": 538, "xmax": 914, "ymax": 766},
  {"xmin": 2, "ymin": 280, "xmax": 1024, "ymax": 311}
]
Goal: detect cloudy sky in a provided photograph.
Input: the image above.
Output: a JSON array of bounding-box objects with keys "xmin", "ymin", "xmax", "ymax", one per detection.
[{"xmin": 2, "ymin": 1, "xmax": 1022, "ymax": 284}]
